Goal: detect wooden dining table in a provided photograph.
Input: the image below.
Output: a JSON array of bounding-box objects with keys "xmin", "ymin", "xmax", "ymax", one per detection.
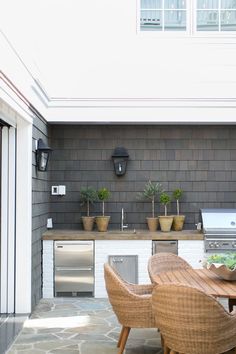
[{"xmin": 152, "ymin": 268, "xmax": 236, "ymax": 300}]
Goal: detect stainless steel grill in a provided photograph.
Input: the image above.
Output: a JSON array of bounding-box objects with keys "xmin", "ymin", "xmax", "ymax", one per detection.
[{"xmin": 201, "ymin": 209, "xmax": 236, "ymax": 252}]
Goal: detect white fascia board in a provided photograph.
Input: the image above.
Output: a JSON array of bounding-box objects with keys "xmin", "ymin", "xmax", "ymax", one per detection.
[
  {"xmin": 1, "ymin": 127, "xmax": 9, "ymax": 313},
  {"xmin": 15, "ymin": 118, "xmax": 32, "ymax": 314},
  {"xmin": 0, "ymin": 81, "xmax": 33, "ymax": 125},
  {"xmin": 46, "ymin": 106, "xmax": 236, "ymax": 124},
  {"xmin": 48, "ymin": 97, "xmax": 236, "ymax": 107},
  {"xmin": 7, "ymin": 127, "xmax": 16, "ymax": 313}
]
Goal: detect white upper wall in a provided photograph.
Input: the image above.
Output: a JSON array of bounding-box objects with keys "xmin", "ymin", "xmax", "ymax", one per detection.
[{"xmin": 1, "ymin": 0, "xmax": 236, "ymax": 123}]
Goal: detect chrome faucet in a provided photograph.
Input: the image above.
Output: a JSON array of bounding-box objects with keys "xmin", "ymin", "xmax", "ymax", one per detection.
[{"xmin": 121, "ymin": 208, "xmax": 128, "ymax": 231}]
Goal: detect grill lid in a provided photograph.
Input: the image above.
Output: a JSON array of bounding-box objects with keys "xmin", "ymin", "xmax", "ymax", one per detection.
[{"xmin": 201, "ymin": 209, "xmax": 236, "ymax": 234}]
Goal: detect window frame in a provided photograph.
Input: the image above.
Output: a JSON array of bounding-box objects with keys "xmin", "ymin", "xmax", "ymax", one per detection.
[{"xmin": 138, "ymin": 0, "xmax": 236, "ymax": 37}]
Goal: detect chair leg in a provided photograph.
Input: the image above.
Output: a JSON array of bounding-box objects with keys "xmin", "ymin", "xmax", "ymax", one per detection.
[
  {"xmin": 117, "ymin": 326, "xmax": 125, "ymax": 348},
  {"xmin": 229, "ymin": 298, "xmax": 236, "ymax": 312},
  {"xmin": 161, "ymin": 334, "xmax": 164, "ymax": 347},
  {"xmin": 164, "ymin": 345, "xmax": 170, "ymax": 354},
  {"xmin": 118, "ymin": 326, "xmax": 130, "ymax": 354},
  {"xmin": 161, "ymin": 334, "xmax": 170, "ymax": 354}
]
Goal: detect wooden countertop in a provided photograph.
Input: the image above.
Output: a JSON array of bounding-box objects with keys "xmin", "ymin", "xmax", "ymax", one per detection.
[{"xmin": 42, "ymin": 229, "xmax": 203, "ymax": 241}]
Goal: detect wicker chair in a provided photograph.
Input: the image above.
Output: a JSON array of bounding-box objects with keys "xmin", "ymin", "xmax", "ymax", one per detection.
[
  {"xmin": 229, "ymin": 298, "xmax": 236, "ymax": 312},
  {"xmin": 152, "ymin": 283, "xmax": 236, "ymax": 354},
  {"xmin": 148, "ymin": 252, "xmax": 193, "ymax": 283},
  {"xmin": 104, "ymin": 263, "xmax": 156, "ymax": 354}
]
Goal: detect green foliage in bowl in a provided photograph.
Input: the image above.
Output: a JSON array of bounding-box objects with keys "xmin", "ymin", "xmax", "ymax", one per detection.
[{"xmin": 207, "ymin": 253, "xmax": 236, "ymax": 270}]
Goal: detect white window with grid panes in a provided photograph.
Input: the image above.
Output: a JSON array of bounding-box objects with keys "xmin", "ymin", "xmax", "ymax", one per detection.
[{"xmin": 139, "ymin": 0, "xmax": 236, "ymax": 35}]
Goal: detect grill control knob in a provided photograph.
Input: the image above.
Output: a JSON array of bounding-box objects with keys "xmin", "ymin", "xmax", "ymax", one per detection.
[
  {"xmin": 215, "ymin": 242, "xmax": 220, "ymax": 248},
  {"xmin": 232, "ymin": 243, "xmax": 236, "ymax": 248},
  {"xmin": 209, "ymin": 242, "xmax": 215, "ymax": 248}
]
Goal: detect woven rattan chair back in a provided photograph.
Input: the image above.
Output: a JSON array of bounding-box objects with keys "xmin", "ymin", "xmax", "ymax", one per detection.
[
  {"xmin": 104, "ymin": 263, "xmax": 155, "ymax": 328},
  {"xmin": 148, "ymin": 252, "xmax": 192, "ymax": 283},
  {"xmin": 104, "ymin": 263, "xmax": 156, "ymax": 354},
  {"xmin": 152, "ymin": 283, "xmax": 236, "ymax": 354}
]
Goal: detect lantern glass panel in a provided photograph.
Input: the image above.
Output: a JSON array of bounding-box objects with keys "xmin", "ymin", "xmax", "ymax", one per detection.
[{"xmin": 39, "ymin": 152, "xmax": 49, "ymax": 171}]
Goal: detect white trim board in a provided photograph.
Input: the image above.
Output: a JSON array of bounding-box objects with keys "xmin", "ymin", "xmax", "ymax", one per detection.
[
  {"xmin": 7, "ymin": 127, "xmax": 16, "ymax": 312},
  {"xmin": 15, "ymin": 118, "xmax": 32, "ymax": 314},
  {"xmin": 0, "ymin": 102, "xmax": 33, "ymax": 314},
  {"xmin": 1, "ymin": 127, "xmax": 9, "ymax": 313},
  {"xmin": 0, "ymin": 126, "xmax": 16, "ymax": 313}
]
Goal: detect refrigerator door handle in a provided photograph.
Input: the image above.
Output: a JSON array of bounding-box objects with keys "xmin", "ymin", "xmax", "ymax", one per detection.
[
  {"xmin": 56, "ymin": 242, "xmax": 93, "ymax": 247},
  {"xmin": 56, "ymin": 267, "xmax": 93, "ymax": 271}
]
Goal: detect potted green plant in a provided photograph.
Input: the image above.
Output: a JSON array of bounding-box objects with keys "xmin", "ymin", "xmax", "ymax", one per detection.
[
  {"xmin": 96, "ymin": 187, "xmax": 111, "ymax": 232},
  {"xmin": 80, "ymin": 186, "xmax": 98, "ymax": 231},
  {"xmin": 138, "ymin": 180, "xmax": 163, "ymax": 231},
  {"xmin": 172, "ymin": 188, "xmax": 185, "ymax": 231},
  {"xmin": 159, "ymin": 192, "xmax": 173, "ymax": 232}
]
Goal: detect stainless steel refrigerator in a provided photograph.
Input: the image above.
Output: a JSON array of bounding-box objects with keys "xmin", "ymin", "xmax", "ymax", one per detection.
[{"xmin": 54, "ymin": 241, "xmax": 94, "ymax": 296}]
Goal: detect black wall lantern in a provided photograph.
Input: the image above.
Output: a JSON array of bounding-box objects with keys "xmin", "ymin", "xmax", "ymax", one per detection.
[
  {"xmin": 36, "ymin": 138, "xmax": 52, "ymax": 172},
  {"xmin": 112, "ymin": 147, "xmax": 129, "ymax": 176}
]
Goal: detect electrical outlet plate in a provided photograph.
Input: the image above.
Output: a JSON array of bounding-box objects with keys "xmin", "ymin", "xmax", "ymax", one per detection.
[{"xmin": 58, "ymin": 185, "xmax": 66, "ymax": 195}]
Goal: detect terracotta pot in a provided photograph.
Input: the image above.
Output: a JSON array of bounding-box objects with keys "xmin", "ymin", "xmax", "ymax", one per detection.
[
  {"xmin": 159, "ymin": 216, "xmax": 173, "ymax": 232},
  {"xmin": 172, "ymin": 215, "xmax": 185, "ymax": 231},
  {"xmin": 81, "ymin": 216, "xmax": 95, "ymax": 231},
  {"xmin": 146, "ymin": 217, "xmax": 159, "ymax": 232},
  {"xmin": 96, "ymin": 216, "xmax": 110, "ymax": 232}
]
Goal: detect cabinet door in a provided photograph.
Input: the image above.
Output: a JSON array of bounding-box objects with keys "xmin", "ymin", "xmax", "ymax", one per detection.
[
  {"xmin": 109, "ymin": 255, "xmax": 138, "ymax": 284},
  {"xmin": 178, "ymin": 240, "xmax": 204, "ymax": 268}
]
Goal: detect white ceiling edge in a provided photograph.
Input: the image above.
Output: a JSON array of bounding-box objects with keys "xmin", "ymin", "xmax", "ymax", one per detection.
[
  {"xmin": 3, "ymin": 68, "xmax": 236, "ymax": 125},
  {"xmin": 32, "ymin": 76, "xmax": 236, "ymax": 124},
  {"xmin": 0, "ymin": 83, "xmax": 33, "ymax": 126},
  {"xmin": 1, "ymin": 30, "xmax": 236, "ymax": 125},
  {"xmin": 19, "ymin": 80, "xmax": 236, "ymax": 124},
  {"xmin": 46, "ymin": 105, "xmax": 236, "ymax": 124}
]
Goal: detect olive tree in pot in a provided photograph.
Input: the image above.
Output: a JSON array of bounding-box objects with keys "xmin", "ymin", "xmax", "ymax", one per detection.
[
  {"xmin": 80, "ymin": 186, "xmax": 97, "ymax": 231},
  {"xmin": 159, "ymin": 192, "xmax": 173, "ymax": 232},
  {"xmin": 138, "ymin": 181, "xmax": 163, "ymax": 231},
  {"xmin": 96, "ymin": 188, "xmax": 111, "ymax": 232},
  {"xmin": 172, "ymin": 188, "xmax": 185, "ymax": 231}
]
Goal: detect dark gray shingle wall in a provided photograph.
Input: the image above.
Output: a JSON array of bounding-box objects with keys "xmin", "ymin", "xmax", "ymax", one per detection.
[
  {"xmin": 49, "ymin": 125, "xmax": 236, "ymax": 231},
  {"xmin": 32, "ymin": 117, "xmax": 50, "ymax": 310}
]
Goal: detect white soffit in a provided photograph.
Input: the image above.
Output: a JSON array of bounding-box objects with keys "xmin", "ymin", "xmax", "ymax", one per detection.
[
  {"xmin": 1, "ymin": 0, "xmax": 236, "ymax": 124},
  {"xmin": 33, "ymin": 79, "xmax": 236, "ymax": 124}
]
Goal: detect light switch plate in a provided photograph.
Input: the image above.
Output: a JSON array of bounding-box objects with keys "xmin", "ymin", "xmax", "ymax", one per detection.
[{"xmin": 51, "ymin": 186, "xmax": 59, "ymax": 195}]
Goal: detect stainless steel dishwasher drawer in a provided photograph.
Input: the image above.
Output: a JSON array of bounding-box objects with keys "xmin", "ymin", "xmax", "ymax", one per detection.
[
  {"xmin": 152, "ymin": 240, "xmax": 178, "ymax": 255},
  {"xmin": 54, "ymin": 241, "xmax": 94, "ymax": 296}
]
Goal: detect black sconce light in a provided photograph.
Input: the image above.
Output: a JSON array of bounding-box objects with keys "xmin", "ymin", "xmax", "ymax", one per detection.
[
  {"xmin": 112, "ymin": 147, "xmax": 129, "ymax": 176},
  {"xmin": 36, "ymin": 138, "xmax": 52, "ymax": 172}
]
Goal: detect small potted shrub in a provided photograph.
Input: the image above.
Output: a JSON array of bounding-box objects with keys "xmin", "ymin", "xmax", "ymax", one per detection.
[
  {"xmin": 138, "ymin": 180, "xmax": 163, "ymax": 231},
  {"xmin": 159, "ymin": 192, "xmax": 173, "ymax": 232},
  {"xmin": 172, "ymin": 188, "xmax": 185, "ymax": 231},
  {"xmin": 80, "ymin": 186, "xmax": 97, "ymax": 231},
  {"xmin": 96, "ymin": 187, "xmax": 111, "ymax": 232}
]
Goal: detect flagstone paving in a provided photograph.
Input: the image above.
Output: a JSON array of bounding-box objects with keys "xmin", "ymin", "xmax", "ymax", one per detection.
[{"xmin": 6, "ymin": 298, "xmax": 162, "ymax": 354}]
